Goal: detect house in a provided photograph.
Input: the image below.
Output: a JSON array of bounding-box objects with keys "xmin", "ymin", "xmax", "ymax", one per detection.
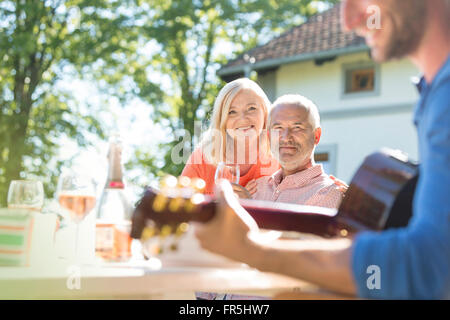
[{"xmin": 217, "ymin": 4, "xmax": 420, "ymax": 183}]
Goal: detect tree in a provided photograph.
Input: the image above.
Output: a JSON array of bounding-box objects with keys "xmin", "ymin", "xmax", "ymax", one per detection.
[
  {"xmin": 125, "ymin": 0, "xmax": 338, "ymax": 184},
  {"xmin": 0, "ymin": 0, "xmax": 338, "ymax": 202},
  {"xmin": 0, "ymin": 0, "xmax": 149, "ymax": 203}
]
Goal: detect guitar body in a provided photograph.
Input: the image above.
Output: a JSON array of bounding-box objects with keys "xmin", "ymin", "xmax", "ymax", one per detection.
[
  {"xmin": 131, "ymin": 149, "xmax": 418, "ymax": 240},
  {"xmin": 335, "ymin": 149, "xmax": 418, "ymax": 233}
]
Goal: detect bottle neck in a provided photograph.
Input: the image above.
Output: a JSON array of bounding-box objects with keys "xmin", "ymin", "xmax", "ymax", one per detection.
[{"xmin": 106, "ymin": 142, "xmax": 125, "ymax": 189}]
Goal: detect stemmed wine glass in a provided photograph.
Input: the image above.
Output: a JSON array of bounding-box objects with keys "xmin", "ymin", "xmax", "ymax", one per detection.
[
  {"xmin": 7, "ymin": 180, "xmax": 45, "ymax": 211},
  {"xmin": 214, "ymin": 162, "xmax": 240, "ymax": 185},
  {"xmin": 56, "ymin": 170, "xmax": 96, "ymax": 262}
]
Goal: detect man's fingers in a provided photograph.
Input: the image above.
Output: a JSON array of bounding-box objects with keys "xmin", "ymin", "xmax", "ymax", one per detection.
[
  {"xmin": 245, "ymin": 180, "xmax": 257, "ymax": 195},
  {"xmin": 247, "ymin": 185, "xmax": 257, "ymax": 195},
  {"xmin": 230, "ymin": 182, "xmax": 251, "ymax": 198},
  {"xmin": 245, "ymin": 179, "xmax": 256, "ymax": 188}
]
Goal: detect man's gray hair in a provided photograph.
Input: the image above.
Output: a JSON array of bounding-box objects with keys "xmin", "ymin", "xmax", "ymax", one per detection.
[{"xmin": 270, "ymin": 94, "xmax": 321, "ymax": 129}]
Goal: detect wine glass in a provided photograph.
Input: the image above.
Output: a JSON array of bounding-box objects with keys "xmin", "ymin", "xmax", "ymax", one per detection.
[
  {"xmin": 214, "ymin": 164, "xmax": 281, "ymax": 242},
  {"xmin": 7, "ymin": 180, "xmax": 44, "ymax": 211},
  {"xmin": 56, "ymin": 170, "xmax": 96, "ymax": 262},
  {"xmin": 214, "ymin": 162, "xmax": 240, "ymax": 185}
]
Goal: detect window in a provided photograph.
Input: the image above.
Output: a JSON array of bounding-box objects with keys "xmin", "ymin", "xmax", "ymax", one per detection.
[
  {"xmin": 314, "ymin": 152, "xmax": 329, "ymax": 162},
  {"xmin": 342, "ymin": 62, "xmax": 380, "ymax": 98},
  {"xmin": 347, "ymin": 68, "xmax": 375, "ymax": 93}
]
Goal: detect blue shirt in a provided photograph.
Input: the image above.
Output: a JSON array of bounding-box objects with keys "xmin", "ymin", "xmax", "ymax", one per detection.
[{"xmin": 352, "ymin": 55, "xmax": 450, "ymax": 299}]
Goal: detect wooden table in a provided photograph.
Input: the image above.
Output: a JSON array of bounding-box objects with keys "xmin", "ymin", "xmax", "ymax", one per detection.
[
  {"xmin": 0, "ymin": 258, "xmax": 331, "ymax": 299},
  {"xmin": 0, "ymin": 214, "xmax": 356, "ymax": 300}
]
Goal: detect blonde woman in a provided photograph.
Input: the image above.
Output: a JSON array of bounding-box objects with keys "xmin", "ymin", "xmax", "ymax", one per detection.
[{"xmin": 182, "ymin": 78, "xmax": 279, "ymax": 195}]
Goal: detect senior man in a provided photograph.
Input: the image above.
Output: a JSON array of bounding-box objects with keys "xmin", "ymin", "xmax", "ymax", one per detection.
[{"xmin": 235, "ymin": 94, "xmax": 345, "ymax": 209}]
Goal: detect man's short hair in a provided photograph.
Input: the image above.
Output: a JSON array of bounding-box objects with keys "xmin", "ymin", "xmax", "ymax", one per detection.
[{"xmin": 270, "ymin": 94, "xmax": 321, "ymax": 129}]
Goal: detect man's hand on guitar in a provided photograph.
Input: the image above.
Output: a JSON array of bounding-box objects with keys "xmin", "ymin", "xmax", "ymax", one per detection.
[{"xmin": 195, "ymin": 180, "xmax": 259, "ymax": 262}]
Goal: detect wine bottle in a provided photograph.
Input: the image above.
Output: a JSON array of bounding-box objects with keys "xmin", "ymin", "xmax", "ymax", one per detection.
[{"xmin": 95, "ymin": 136, "xmax": 133, "ymax": 262}]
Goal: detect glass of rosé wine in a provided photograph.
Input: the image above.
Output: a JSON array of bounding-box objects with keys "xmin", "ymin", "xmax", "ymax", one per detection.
[{"xmin": 56, "ymin": 170, "xmax": 96, "ymax": 262}]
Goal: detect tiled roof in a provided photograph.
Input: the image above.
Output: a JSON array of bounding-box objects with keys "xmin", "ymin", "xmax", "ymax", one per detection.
[{"xmin": 218, "ymin": 3, "xmax": 367, "ymax": 76}]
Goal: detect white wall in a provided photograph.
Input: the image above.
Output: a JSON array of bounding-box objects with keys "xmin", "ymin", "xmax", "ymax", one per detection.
[
  {"xmin": 275, "ymin": 52, "xmax": 420, "ymax": 112},
  {"xmin": 320, "ymin": 112, "xmax": 418, "ymax": 182},
  {"xmin": 259, "ymin": 51, "xmax": 421, "ymax": 182}
]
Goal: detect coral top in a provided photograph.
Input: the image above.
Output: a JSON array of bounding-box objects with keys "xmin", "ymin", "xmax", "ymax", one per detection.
[{"xmin": 181, "ymin": 147, "xmax": 280, "ymax": 195}]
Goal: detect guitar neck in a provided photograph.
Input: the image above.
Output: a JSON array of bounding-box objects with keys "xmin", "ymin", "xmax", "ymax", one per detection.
[
  {"xmin": 131, "ymin": 188, "xmax": 352, "ymax": 240},
  {"xmin": 193, "ymin": 199, "xmax": 341, "ymax": 237}
]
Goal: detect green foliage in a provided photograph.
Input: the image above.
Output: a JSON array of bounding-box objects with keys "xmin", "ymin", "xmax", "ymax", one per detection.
[{"xmin": 0, "ymin": 0, "xmax": 141, "ymax": 203}]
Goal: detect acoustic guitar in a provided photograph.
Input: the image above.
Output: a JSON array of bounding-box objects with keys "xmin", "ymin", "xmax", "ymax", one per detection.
[{"xmin": 130, "ymin": 148, "xmax": 418, "ymax": 247}]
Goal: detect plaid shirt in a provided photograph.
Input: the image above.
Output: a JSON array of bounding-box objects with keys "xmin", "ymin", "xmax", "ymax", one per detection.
[{"xmin": 253, "ymin": 164, "xmax": 344, "ymax": 209}]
